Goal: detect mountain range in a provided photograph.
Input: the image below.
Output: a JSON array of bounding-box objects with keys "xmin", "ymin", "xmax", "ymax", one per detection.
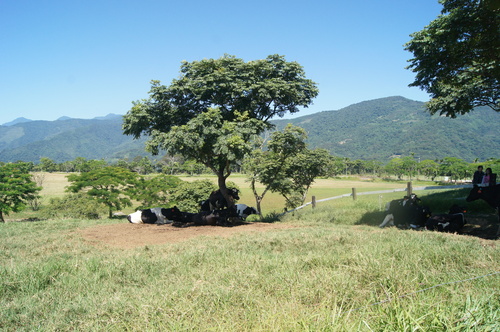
[{"xmin": 1, "ymin": 96, "xmax": 498, "ymax": 163}]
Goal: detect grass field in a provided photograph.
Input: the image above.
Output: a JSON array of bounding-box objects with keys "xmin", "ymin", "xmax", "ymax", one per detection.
[
  {"xmin": 32, "ymin": 172, "xmax": 420, "ymax": 216},
  {"xmin": 1, "ymin": 173, "xmax": 499, "ymax": 330}
]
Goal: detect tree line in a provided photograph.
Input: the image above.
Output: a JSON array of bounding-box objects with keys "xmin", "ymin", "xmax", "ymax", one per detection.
[
  {"xmin": 13, "ymin": 151, "xmax": 500, "ymax": 182},
  {"xmin": 1, "ymin": 141, "xmax": 498, "ymax": 222}
]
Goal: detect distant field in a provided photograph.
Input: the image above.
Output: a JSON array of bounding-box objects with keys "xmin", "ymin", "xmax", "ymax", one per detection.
[{"xmin": 32, "ymin": 172, "xmax": 421, "ymax": 216}]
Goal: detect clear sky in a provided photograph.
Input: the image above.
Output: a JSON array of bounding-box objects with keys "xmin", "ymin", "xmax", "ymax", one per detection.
[{"xmin": 0, "ymin": 0, "xmax": 443, "ymax": 125}]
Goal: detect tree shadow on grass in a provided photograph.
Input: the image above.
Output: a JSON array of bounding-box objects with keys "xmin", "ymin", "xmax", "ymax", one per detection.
[
  {"xmin": 356, "ymin": 210, "xmax": 499, "ymax": 240},
  {"xmin": 356, "ymin": 188, "xmax": 499, "ymax": 240}
]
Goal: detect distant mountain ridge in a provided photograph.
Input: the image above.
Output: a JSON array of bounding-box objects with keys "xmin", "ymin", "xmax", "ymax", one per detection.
[
  {"xmin": 2, "ymin": 117, "xmax": 33, "ymax": 127},
  {"xmin": 272, "ymin": 96, "xmax": 499, "ymax": 161},
  {"xmin": 2, "ymin": 113, "xmax": 122, "ymax": 126},
  {"xmin": 0, "ymin": 115, "xmax": 150, "ymax": 162},
  {"xmin": 0, "ymin": 97, "xmax": 498, "ymax": 163}
]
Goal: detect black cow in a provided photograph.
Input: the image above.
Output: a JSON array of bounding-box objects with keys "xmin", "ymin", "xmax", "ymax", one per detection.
[
  {"xmin": 426, "ymin": 205, "xmax": 467, "ymax": 233},
  {"xmin": 200, "ymin": 188, "xmax": 240, "ymax": 212},
  {"xmin": 379, "ymin": 194, "xmax": 431, "ymax": 228},
  {"xmin": 466, "ymin": 185, "xmax": 500, "ymax": 219}
]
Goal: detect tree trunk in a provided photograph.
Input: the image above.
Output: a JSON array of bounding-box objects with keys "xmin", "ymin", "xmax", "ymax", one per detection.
[
  {"xmin": 250, "ymin": 178, "xmax": 267, "ymax": 219},
  {"xmin": 217, "ymin": 174, "xmax": 234, "ymax": 209}
]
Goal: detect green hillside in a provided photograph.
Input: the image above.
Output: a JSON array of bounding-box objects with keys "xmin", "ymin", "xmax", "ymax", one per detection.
[
  {"xmin": 272, "ymin": 96, "xmax": 499, "ymax": 161},
  {"xmin": 0, "ymin": 97, "xmax": 498, "ymax": 163},
  {"xmin": 0, "ymin": 116, "xmax": 150, "ymax": 163}
]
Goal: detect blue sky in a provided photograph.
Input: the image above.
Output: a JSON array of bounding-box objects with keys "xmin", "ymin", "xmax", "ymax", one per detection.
[{"xmin": 0, "ymin": 0, "xmax": 443, "ymax": 125}]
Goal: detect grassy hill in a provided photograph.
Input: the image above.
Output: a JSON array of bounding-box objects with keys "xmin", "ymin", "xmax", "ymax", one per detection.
[{"xmin": 1, "ymin": 96, "xmax": 499, "ymax": 163}]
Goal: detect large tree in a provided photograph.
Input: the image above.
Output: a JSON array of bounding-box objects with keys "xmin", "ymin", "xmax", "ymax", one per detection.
[
  {"xmin": 123, "ymin": 54, "xmax": 319, "ymax": 204},
  {"xmin": 405, "ymin": 0, "xmax": 499, "ymax": 117},
  {"xmin": 0, "ymin": 162, "xmax": 41, "ymax": 222}
]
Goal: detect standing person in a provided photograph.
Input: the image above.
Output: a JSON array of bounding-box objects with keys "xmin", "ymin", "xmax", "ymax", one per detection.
[
  {"xmin": 472, "ymin": 165, "xmax": 484, "ymax": 185},
  {"xmin": 481, "ymin": 168, "xmax": 497, "ymax": 187}
]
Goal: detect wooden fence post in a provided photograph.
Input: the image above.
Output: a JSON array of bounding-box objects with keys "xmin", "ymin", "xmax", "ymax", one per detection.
[
  {"xmin": 312, "ymin": 196, "xmax": 316, "ymax": 209},
  {"xmin": 407, "ymin": 182, "xmax": 413, "ymax": 196},
  {"xmin": 352, "ymin": 188, "xmax": 357, "ymax": 200}
]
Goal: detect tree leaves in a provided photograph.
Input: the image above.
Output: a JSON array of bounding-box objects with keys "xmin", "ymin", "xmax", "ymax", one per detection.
[
  {"xmin": 405, "ymin": 0, "xmax": 499, "ymax": 116},
  {"xmin": 0, "ymin": 162, "xmax": 41, "ymax": 221}
]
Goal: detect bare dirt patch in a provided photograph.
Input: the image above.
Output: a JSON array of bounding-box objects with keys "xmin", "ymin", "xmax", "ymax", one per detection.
[{"xmin": 79, "ymin": 222, "xmax": 296, "ymax": 249}]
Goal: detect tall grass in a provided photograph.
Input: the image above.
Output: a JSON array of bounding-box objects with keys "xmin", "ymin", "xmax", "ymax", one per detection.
[{"xmin": 1, "ymin": 209, "xmax": 499, "ymax": 330}]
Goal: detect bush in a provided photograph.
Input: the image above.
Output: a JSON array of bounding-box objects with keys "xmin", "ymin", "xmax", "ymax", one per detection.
[
  {"xmin": 41, "ymin": 193, "xmax": 107, "ymax": 219},
  {"xmin": 170, "ymin": 180, "xmax": 217, "ymax": 212},
  {"xmin": 169, "ymin": 180, "xmax": 240, "ymax": 213}
]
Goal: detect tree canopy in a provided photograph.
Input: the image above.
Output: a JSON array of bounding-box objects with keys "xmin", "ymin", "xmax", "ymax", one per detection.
[
  {"xmin": 123, "ymin": 54, "xmax": 319, "ymax": 147},
  {"xmin": 123, "ymin": 54, "xmax": 319, "ymax": 202},
  {"xmin": 405, "ymin": 0, "xmax": 500, "ymax": 117}
]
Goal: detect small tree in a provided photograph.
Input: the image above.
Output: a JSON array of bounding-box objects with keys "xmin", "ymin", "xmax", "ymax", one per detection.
[
  {"xmin": 244, "ymin": 125, "xmax": 307, "ymax": 214},
  {"xmin": 0, "ymin": 162, "xmax": 41, "ymax": 222},
  {"xmin": 439, "ymin": 157, "xmax": 470, "ymax": 182},
  {"xmin": 37, "ymin": 157, "xmax": 58, "ymax": 173},
  {"xmin": 66, "ymin": 166, "xmax": 138, "ymax": 218},
  {"xmin": 401, "ymin": 156, "xmax": 418, "ymax": 181},
  {"xmin": 418, "ymin": 159, "xmax": 440, "ymax": 180},
  {"xmin": 282, "ymin": 148, "xmax": 333, "ymax": 208},
  {"xmin": 130, "ymin": 157, "xmax": 155, "ymax": 175},
  {"xmin": 385, "ymin": 158, "xmax": 405, "ymax": 180}
]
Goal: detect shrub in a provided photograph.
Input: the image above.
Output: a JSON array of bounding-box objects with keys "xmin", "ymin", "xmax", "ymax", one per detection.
[{"xmin": 41, "ymin": 193, "xmax": 107, "ymax": 219}]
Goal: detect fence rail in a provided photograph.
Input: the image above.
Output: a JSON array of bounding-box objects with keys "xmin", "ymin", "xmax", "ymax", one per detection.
[{"xmin": 285, "ymin": 183, "xmax": 473, "ymax": 214}]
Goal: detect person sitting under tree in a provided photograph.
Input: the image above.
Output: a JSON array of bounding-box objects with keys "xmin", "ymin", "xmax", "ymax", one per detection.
[{"xmin": 472, "ymin": 165, "xmax": 485, "ymax": 185}]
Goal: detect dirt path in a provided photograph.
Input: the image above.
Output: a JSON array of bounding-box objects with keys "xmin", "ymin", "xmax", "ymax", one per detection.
[{"xmin": 79, "ymin": 222, "xmax": 296, "ymax": 249}]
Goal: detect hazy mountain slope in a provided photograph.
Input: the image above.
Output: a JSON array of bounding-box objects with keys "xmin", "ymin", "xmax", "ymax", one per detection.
[
  {"xmin": 0, "ymin": 96, "xmax": 498, "ymax": 163},
  {"xmin": 272, "ymin": 96, "xmax": 499, "ymax": 161},
  {"xmin": 0, "ymin": 117, "xmax": 150, "ymax": 162}
]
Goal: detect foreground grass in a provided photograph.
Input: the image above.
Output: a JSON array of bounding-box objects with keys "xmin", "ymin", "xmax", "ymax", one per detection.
[
  {"xmin": 1, "ymin": 201, "xmax": 499, "ymax": 331},
  {"xmin": 2, "ymin": 176, "xmax": 498, "ymax": 330}
]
